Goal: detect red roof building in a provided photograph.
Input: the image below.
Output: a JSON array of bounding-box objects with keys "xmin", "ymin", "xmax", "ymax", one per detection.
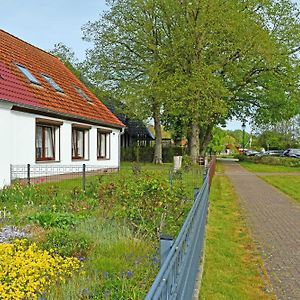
[{"xmin": 0, "ymin": 30, "xmax": 124, "ymax": 188}]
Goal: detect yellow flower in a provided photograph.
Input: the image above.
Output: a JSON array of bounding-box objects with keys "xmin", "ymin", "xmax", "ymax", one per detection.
[{"xmin": 0, "ymin": 239, "xmax": 81, "ymax": 300}]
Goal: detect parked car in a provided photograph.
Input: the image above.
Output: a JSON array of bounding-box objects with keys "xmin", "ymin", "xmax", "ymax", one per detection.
[
  {"xmin": 282, "ymin": 148, "xmax": 300, "ymax": 158},
  {"xmin": 245, "ymin": 150, "xmax": 260, "ymax": 156},
  {"xmin": 256, "ymin": 150, "xmax": 284, "ymax": 157}
]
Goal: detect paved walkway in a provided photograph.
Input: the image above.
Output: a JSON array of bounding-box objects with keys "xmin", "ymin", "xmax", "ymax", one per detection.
[{"xmin": 223, "ymin": 161, "xmax": 300, "ymax": 300}]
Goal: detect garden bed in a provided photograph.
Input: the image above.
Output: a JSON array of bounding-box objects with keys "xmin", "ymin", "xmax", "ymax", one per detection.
[{"xmin": 0, "ymin": 163, "xmax": 202, "ymax": 299}]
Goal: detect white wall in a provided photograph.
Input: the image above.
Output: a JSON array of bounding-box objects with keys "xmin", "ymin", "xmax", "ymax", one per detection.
[
  {"xmin": 0, "ymin": 106, "xmax": 121, "ymax": 188},
  {"xmin": 0, "ymin": 103, "xmax": 13, "ymax": 188}
]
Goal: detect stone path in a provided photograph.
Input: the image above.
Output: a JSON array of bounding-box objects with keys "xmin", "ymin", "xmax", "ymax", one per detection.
[{"xmin": 223, "ymin": 161, "xmax": 300, "ymax": 300}]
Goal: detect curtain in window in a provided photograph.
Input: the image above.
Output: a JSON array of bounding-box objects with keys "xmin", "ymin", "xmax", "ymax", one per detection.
[
  {"xmin": 72, "ymin": 129, "xmax": 76, "ymax": 157},
  {"xmin": 100, "ymin": 133, "xmax": 106, "ymax": 157},
  {"xmin": 98, "ymin": 132, "xmax": 108, "ymax": 158},
  {"xmin": 72, "ymin": 129, "xmax": 85, "ymax": 158},
  {"xmin": 44, "ymin": 127, "xmax": 54, "ymax": 158},
  {"xmin": 36, "ymin": 125, "xmax": 55, "ymax": 160},
  {"xmin": 77, "ymin": 131, "xmax": 84, "ymax": 157},
  {"xmin": 36, "ymin": 126, "xmax": 43, "ymax": 159}
]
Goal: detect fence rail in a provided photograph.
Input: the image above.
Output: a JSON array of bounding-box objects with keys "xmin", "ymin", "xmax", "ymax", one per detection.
[
  {"xmin": 145, "ymin": 157, "xmax": 216, "ymax": 300},
  {"xmin": 10, "ymin": 164, "xmax": 118, "ymax": 191}
]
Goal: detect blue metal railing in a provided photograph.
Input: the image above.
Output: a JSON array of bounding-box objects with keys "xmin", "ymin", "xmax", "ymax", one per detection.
[{"xmin": 145, "ymin": 160, "xmax": 215, "ymax": 300}]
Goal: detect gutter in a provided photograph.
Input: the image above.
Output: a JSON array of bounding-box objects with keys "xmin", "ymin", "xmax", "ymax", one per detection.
[{"xmin": 0, "ymin": 99, "xmax": 125, "ymax": 130}]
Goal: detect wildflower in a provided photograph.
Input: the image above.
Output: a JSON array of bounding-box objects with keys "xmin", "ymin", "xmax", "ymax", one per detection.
[
  {"xmin": 82, "ymin": 288, "xmax": 89, "ymax": 296},
  {"xmin": 127, "ymin": 271, "xmax": 133, "ymax": 278},
  {"xmin": 152, "ymin": 255, "xmax": 159, "ymax": 264},
  {"xmin": 0, "ymin": 239, "xmax": 81, "ymax": 300}
]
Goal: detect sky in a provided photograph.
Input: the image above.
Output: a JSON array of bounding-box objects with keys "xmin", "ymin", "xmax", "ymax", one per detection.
[{"xmin": 1, "ymin": 0, "xmax": 299, "ymax": 131}]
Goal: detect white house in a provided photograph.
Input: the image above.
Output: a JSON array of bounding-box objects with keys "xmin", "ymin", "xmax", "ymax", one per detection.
[{"xmin": 0, "ymin": 29, "xmax": 124, "ymax": 188}]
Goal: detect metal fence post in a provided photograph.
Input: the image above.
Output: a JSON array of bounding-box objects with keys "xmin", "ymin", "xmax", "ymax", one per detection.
[
  {"xmin": 160, "ymin": 234, "xmax": 174, "ymax": 266},
  {"xmin": 203, "ymin": 166, "xmax": 208, "ymax": 184},
  {"xmin": 82, "ymin": 164, "xmax": 86, "ymax": 192},
  {"xmin": 27, "ymin": 164, "xmax": 31, "ymax": 185},
  {"xmin": 169, "ymin": 168, "xmax": 173, "ymax": 191}
]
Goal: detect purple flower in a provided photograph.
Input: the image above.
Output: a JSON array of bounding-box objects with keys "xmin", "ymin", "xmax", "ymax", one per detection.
[
  {"xmin": 127, "ymin": 270, "xmax": 133, "ymax": 278},
  {"xmin": 82, "ymin": 288, "xmax": 89, "ymax": 296},
  {"xmin": 104, "ymin": 290, "xmax": 110, "ymax": 298},
  {"xmin": 153, "ymin": 255, "xmax": 159, "ymax": 264}
]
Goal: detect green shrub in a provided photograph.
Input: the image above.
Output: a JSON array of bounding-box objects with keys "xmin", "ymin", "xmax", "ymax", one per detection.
[
  {"xmin": 97, "ymin": 171, "xmax": 191, "ymax": 237},
  {"xmin": 121, "ymin": 145, "xmax": 186, "ymax": 163},
  {"xmin": 182, "ymin": 155, "xmax": 193, "ymax": 172},
  {"xmin": 236, "ymin": 155, "xmax": 300, "ymax": 167},
  {"xmin": 162, "ymin": 146, "xmax": 186, "ymax": 163},
  {"xmin": 121, "ymin": 146, "xmax": 154, "ymax": 162},
  {"xmin": 28, "ymin": 211, "xmax": 83, "ymax": 229},
  {"xmin": 44, "ymin": 228, "xmax": 91, "ymax": 257}
]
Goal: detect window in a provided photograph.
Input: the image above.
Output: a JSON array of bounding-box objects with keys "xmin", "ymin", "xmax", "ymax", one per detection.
[
  {"xmin": 74, "ymin": 85, "xmax": 93, "ymax": 103},
  {"xmin": 72, "ymin": 125, "xmax": 90, "ymax": 160},
  {"xmin": 16, "ymin": 64, "xmax": 41, "ymax": 85},
  {"xmin": 97, "ymin": 130, "xmax": 111, "ymax": 159},
  {"xmin": 72, "ymin": 128, "xmax": 85, "ymax": 159},
  {"xmin": 36, "ymin": 119, "xmax": 62, "ymax": 162},
  {"xmin": 42, "ymin": 74, "xmax": 64, "ymax": 92},
  {"xmin": 36, "ymin": 125, "xmax": 55, "ymax": 160}
]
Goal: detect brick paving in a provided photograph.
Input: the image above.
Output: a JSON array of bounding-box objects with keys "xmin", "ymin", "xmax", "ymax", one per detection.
[{"xmin": 223, "ymin": 161, "xmax": 300, "ymax": 300}]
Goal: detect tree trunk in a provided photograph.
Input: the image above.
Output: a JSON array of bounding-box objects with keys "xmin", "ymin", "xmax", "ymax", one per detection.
[
  {"xmin": 200, "ymin": 123, "xmax": 214, "ymax": 156},
  {"xmin": 189, "ymin": 121, "xmax": 200, "ymax": 164},
  {"xmin": 153, "ymin": 106, "xmax": 163, "ymax": 164}
]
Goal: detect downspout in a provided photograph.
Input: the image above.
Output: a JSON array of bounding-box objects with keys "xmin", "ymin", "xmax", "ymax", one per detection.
[{"xmin": 119, "ymin": 127, "xmax": 125, "ymax": 170}]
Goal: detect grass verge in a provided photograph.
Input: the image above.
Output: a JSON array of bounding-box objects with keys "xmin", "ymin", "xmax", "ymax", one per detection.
[
  {"xmin": 260, "ymin": 175, "xmax": 300, "ymax": 203},
  {"xmin": 240, "ymin": 161, "xmax": 300, "ymax": 173},
  {"xmin": 200, "ymin": 164, "xmax": 275, "ymax": 300}
]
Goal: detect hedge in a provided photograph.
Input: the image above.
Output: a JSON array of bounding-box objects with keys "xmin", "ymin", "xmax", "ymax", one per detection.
[{"xmin": 121, "ymin": 146, "xmax": 187, "ymax": 163}]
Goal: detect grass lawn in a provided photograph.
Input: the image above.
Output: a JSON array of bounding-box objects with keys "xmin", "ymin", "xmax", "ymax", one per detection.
[
  {"xmin": 240, "ymin": 161, "xmax": 300, "ymax": 173},
  {"xmin": 239, "ymin": 161, "xmax": 300, "ymax": 203},
  {"xmin": 260, "ymin": 176, "xmax": 300, "ymax": 203},
  {"xmin": 200, "ymin": 164, "xmax": 275, "ymax": 300}
]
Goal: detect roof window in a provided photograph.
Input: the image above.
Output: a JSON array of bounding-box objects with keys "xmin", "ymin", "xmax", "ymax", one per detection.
[
  {"xmin": 74, "ymin": 86, "xmax": 93, "ymax": 103},
  {"xmin": 16, "ymin": 64, "xmax": 41, "ymax": 85},
  {"xmin": 42, "ymin": 74, "xmax": 64, "ymax": 92}
]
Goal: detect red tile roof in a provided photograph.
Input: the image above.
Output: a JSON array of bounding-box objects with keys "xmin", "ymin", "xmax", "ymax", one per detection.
[{"xmin": 0, "ymin": 29, "xmax": 124, "ymax": 128}]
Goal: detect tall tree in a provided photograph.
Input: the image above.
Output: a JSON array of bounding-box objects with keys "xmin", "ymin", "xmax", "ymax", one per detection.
[
  {"xmin": 82, "ymin": 0, "xmax": 169, "ymax": 163},
  {"xmin": 161, "ymin": 0, "xmax": 300, "ymax": 161},
  {"xmin": 82, "ymin": 0, "xmax": 300, "ymax": 164}
]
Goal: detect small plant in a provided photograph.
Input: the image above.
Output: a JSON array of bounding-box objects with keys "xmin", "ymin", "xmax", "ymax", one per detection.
[
  {"xmin": 28, "ymin": 211, "xmax": 82, "ymax": 229},
  {"xmin": 132, "ymin": 162, "xmax": 141, "ymax": 175},
  {"xmin": 44, "ymin": 228, "xmax": 92, "ymax": 257},
  {"xmin": 182, "ymin": 155, "xmax": 192, "ymax": 172}
]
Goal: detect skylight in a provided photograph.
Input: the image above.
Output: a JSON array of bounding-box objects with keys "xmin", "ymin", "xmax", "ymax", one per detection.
[
  {"xmin": 74, "ymin": 86, "xmax": 93, "ymax": 103},
  {"xmin": 16, "ymin": 64, "xmax": 40, "ymax": 85},
  {"xmin": 42, "ymin": 74, "xmax": 64, "ymax": 92}
]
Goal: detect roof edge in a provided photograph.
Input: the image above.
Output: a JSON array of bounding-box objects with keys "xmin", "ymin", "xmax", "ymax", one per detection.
[{"xmin": 0, "ymin": 99, "xmax": 124, "ymax": 130}]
